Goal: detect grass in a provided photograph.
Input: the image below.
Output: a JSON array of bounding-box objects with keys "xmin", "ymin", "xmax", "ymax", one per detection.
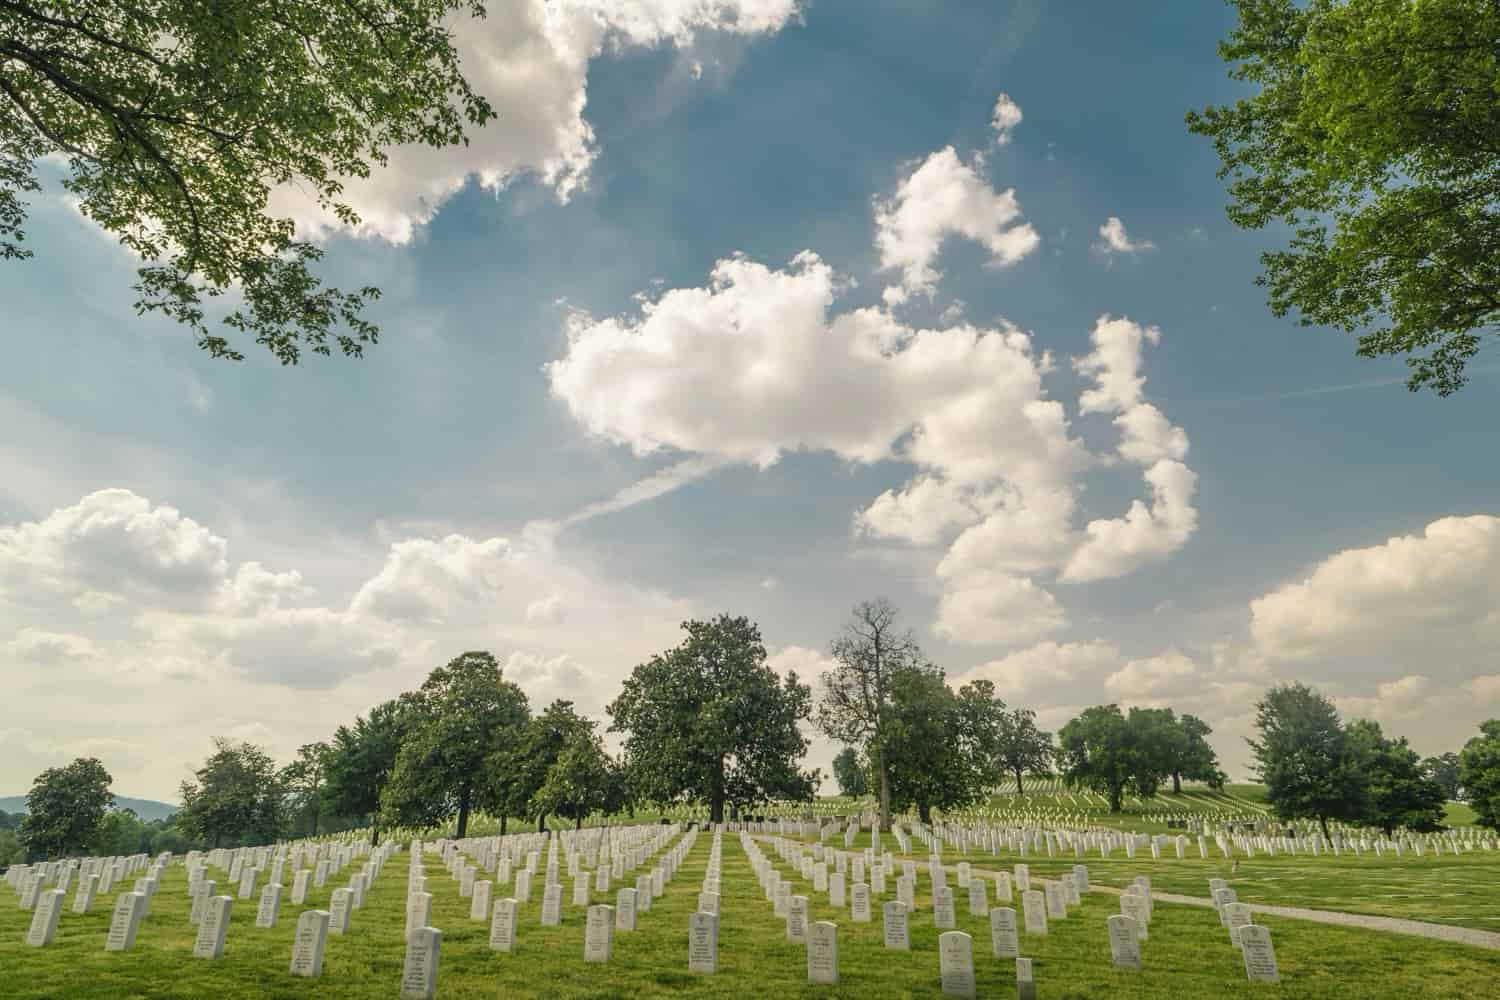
[{"xmin": 3, "ymin": 830, "xmax": 1499, "ymax": 999}]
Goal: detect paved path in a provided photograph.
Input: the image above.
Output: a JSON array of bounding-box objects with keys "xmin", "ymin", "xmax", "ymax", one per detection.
[{"xmin": 1087, "ymin": 883, "xmax": 1500, "ymax": 951}]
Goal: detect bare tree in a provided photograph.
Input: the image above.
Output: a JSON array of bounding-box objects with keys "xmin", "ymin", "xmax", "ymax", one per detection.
[{"xmin": 814, "ymin": 598, "xmax": 928, "ymax": 831}]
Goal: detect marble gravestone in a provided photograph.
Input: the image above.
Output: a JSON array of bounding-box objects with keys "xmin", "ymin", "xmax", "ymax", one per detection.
[
  {"xmin": 489, "ymin": 898, "xmax": 518, "ymax": 953},
  {"xmin": 851, "ymin": 882, "xmax": 872, "ymax": 922},
  {"xmin": 1107, "ymin": 914, "xmax": 1142, "ymax": 970},
  {"xmin": 255, "ymin": 883, "xmax": 282, "ymax": 928},
  {"xmin": 328, "ymin": 888, "xmax": 352, "ymax": 935},
  {"xmin": 1239, "ymin": 925, "xmax": 1281, "ymax": 983},
  {"xmin": 193, "ymin": 896, "xmax": 232, "ymax": 959},
  {"xmin": 584, "ymin": 904, "xmax": 613, "ymax": 963},
  {"xmin": 688, "ymin": 911, "xmax": 718, "ymax": 973},
  {"xmin": 105, "ymin": 891, "xmax": 146, "ymax": 952},
  {"xmin": 1017, "ymin": 956, "xmax": 1037, "ymax": 1000},
  {"xmin": 882, "ymin": 900, "xmax": 910, "ymax": 950},
  {"xmin": 615, "ymin": 888, "xmax": 637, "ymax": 931},
  {"xmin": 807, "ymin": 920, "xmax": 839, "ymax": 985},
  {"xmin": 938, "ymin": 931, "xmax": 976, "ymax": 999},
  {"xmin": 1021, "ymin": 889, "xmax": 1048, "ymax": 935},
  {"xmin": 289, "ymin": 909, "xmax": 330, "ymax": 978},
  {"xmin": 471, "ymin": 880, "xmax": 492, "ymax": 921},
  {"xmin": 400, "ymin": 926, "xmax": 441, "ymax": 1000},
  {"xmin": 25, "ymin": 889, "xmax": 64, "ymax": 947},
  {"xmin": 989, "ymin": 906, "xmax": 1019, "ymax": 959}
]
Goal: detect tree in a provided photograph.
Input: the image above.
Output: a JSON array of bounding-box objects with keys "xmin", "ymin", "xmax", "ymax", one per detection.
[
  {"xmin": 831, "ymin": 747, "xmax": 870, "ymax": 798},
  {"xmin": 279, "ymin": 742, "xmax": 329, "ymax": 838},
  {"xmin": 884, "ymin": 667, "xmax": 984, "ymax": 824},
  {"xmin": 1, "ymin": 0, "xmax": 497, "ymax": 364},
  {"xmin": 1165, "ymin": 713, "xmax": 1222, "ymax": 794},
  {"xmin": 1056, "ymin": 706, "xmax": 1160, "ymax": 813},
  {"xmin": 1346, "ymin": 719, "xmax": 1445, "ymax": 835},
  {"xmin": 18, "ymin": 757, "xmax": 112, "ymax": 858},
  {"xmin": 609, "ymin": 615, "xmax": 815, "ymax": 824},
  {"xmin": 532, "ymin": 726, "xmax": 617, "ymax": 831},
  {"xmin": 1248, "ymin": 682, "xmax": 1368, "ymax": 838},
  {"xmin": 380, "ymin": 651, "xmax": 530, "ymax": 839},
  {"xmin": 1187, "ymin": 0, "xmax": 1500, "ymax": 395},
  {"xmin": 994, "ymin": 707, "xmax": 1053, "ymax": 795},
  {"xmin": 815, "ymin": 599, "xmax": 928, "ymax": 830},
  {"xmin": 323, "ymin": 692, "xmax": 424, "ymax": 846},
  {"xmin": 177, "ymin": 739, "xmax": 286, "ymax": 848},
  {"xmin": 499, "ymin": 700, "xmax": 594, "ymax": 833},
  {"xmin": 1423, "ymin": 752, "xmax": 1463, "ymax": 801},
  {"xmin": 1459, "ymin": 720, "xmax": 1500, "ymax": 831}
]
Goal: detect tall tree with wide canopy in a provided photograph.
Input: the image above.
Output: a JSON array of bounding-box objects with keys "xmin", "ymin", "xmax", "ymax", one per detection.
[
  {"xmin": 18, "ymin": 756, "xmax": 113, "ymax": 859},
  {"xmin": 496, "ymin": 699, "xmax": 595, "ymax": 833},
  {"xmin": 177, "ymin": 739, "xmax": 286, "ymax": 848},
  {"xmin": 323, "ymin": 691, "xmax": 425, "ymax": 846},
  {"xmin": 1249, "ymin": 682, "xmax": 1369, "ymax": 838},
  {"xmin": 1, "ymin": 0, "xmax": 496, "ymax": 363},
  {"xmin": 884, "ymin": 668, "xmax": 984, "ymax": 823},
  {"xmin": 531, "ymin": 725, "xmax": 618, "ymax": 831},
  {"xmin": 815, "ymin": 598, "xmax": 927, "ymax": 830},
  {"xmin": 381, "ymin": 650, "xmax": 529, "ymax": 839},
  {"xmin": 1459, "ymin": 720, "xmax": 1500, "ymax": 831},
  {"xmin": 1056, "ymin": 705, "xmax": 1157, "ymax": 813},
  {"xmin": 1423, "ymin": 751, "xmax": 1462, "ymax": 801},
  {"xmin": 279, "ymin": 741, "xmax": 329, "ymax": 837},
  {"xmin": 994, "ymin": 706, "xmax": 1053, "ymax": 795},
  {"xmin": 831, "ymin": 747, "xmax": 870, "ymax": 798},
  {"xmin": 608, "ymin": 615, "xmax": 815, "ymax": 824},
  {"xmin": 1346, "ymin": 718, "xmax": 1445, "ymax": 835},
  {"xmin": 1187, "ymin": 0, "xmax": 1500, "ymax": 394}
]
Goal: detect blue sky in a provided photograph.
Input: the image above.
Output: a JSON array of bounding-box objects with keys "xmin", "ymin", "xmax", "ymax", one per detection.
[{"xmin": 3, "ymin": 0, "xmax": 1497, "ymax": 801}]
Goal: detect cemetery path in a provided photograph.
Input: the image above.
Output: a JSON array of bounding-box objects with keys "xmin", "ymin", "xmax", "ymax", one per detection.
[{"xmin": 1087, "ymin": 884, "xmax": 1500, "ymax": 951}]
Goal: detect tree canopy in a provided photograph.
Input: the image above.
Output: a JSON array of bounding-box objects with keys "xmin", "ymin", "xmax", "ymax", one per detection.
[
  {"xmin": 993, "ymin": 706, "xmax": 1053, "ymax": 795},
  {"xmin": 1347, "ymin": 718, "xmax": 1445, "ymax": 835},
  {"xmin": 1187, "ymin": 0, "xmax": 1500, "ymax": 394},
  {"xmin": 831, "ymin": 747, "xmax": 870, "ymax": 798},
  {"xmin": 18, "ymin": 756, "xmax": 112, "ymax": 858},
  {"xmin": 322, "ymin": 692, "xmax": 425, "ymax": 845},
  {"xmin": 1056, "ymin": 705, "xmax": 1159, "ymax": 813},
  {"xmin": 1423, "ymin": 751, "xmax": 1462, "ymax": 801},
  {"xmin": 177, "ymin": 739, "xmax": 285, "ymax": 849},
  {"xmin": 1459, "ymin": 719, "xmax": 1500, "ymax": 831},
  {"xmin": 1, "ymin": 0, "xmax": 495, "ymax": 362},
  {"xmin": 1249, "ymin": 682, "xmax": 1369, "ymax": 837},
  {"xmin": 815, "ymin": 598, "xmax": 928, "ymax": 830},
  {"xmin": 882, "ymin": 669, "xmax": 985, "ymax": 823},
  {"xmin": 609, "ymin": 614, "xmax": 815, "ymax": 824}
]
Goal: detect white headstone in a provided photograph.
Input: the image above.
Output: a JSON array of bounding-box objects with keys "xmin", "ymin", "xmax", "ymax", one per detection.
[
  {"xmin": 584, "ymin": 904, "xmax": 613, "ymax": 963},
  {"xmin": 289, "ymin": 909, "xmax": 330, "ymax": 978},
  {"xmin": 541, "ymin": 882, "xmax": 562, "ymax": 926},
  {"xmin": 328, "ymin": 887, "xmax": 352, "ymax": 935},
  {"xmin": 851, "ymin": 882, "xmax": 871, "ymax": 922},
  {"xmin": 1108, "ymin": 914, "xmax": 1142, "ymax": 969},
  {"xmin": 255, "ymin": 883, "xmax": 282, "ymax": 929},
  {"xmin": 291, "ymin": 869, "xmax": 311, "ymax": 906},
  {"xmin": 807, "ymin": 920, "xmax": 839, "ymax": 985},
  {"xmin": 105, "ymin": 891, "xmax": 146, "ymax": 952},
  {"xmin": 1225, "ymin": 901, "xmax": 1254, "ymax": 946},
  {"xmin": 489, "ymin": 898, "xmax": 517, "ymax": 952},
  {"xmin": 193, "ymin": 895, "xmax": 232, "ymax": 959},
  {"xmin": 989, "ymin": 906, "xmax": 1019, "ymax": 959},
  {"xmin": 25, "ymin": 888, "xmax": 63, "ymax": 947},
  {"xmin": 938, "ymin": 930, "xmax": 976, "ymax": 999},
  {"xmin": 72, "ymin": 873, "xmax": 98, "ymax": 914},
  {"xmin": 400, "ymin": 926, "xmax": 441, "ymax": 999},
  {"xmin": 1017, "ymin": 956, "xmax": 1037, "ymax": 1000},
  {"xmin": 407, "ymin": 891, "xmax": 433, "ymax": 941},
  {"xmin": 688, "ymin": 911, "xmax": 718, "ymax": 973},
  {"xmin": 1239, "ymin": 924, "xmax": 1281, "ymax": 983},
  {"xmin": 615, "ymin": 887, "xmax": 637, "ymax": 931},
  {"xmin": 1021, "ymin": 889, "xmax": 1047, "ymax": 935},
  {"xmin": 882, "ymin": 900, "xmax": 910, "ymax": 950},
  {"xmin": 471, "ymin": 879, "xmax": 492, "ymax": 921},
  {"xmin": 787, "ymin": 894, "xmax": 809, "ymax": 942}
]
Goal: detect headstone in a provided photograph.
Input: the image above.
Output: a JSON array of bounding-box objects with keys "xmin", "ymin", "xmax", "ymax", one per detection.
[
  {"xmin": 584, "ymin": 904, "xmax": 613, "ymax": 963},
  {"xmin": 851, "ymin": 882, "xmax": 871, "ymax": 922},
  {"xmin": 1021, "ymin": 889, "xmax": 1047, "ymax": 935},
  {"xmin": 471, "ymin": 879, "xmax": 492, "ymax": 921},
  {"xmin": 328, "ymin": 887, "xmax": 352, "ymax": 935},
  {"xmin": 1014, "ymin": 864, "xmax": 1030, "ymax": 892},
  {"xmin": 828, "ymin": 871, "xmax": 845, "ymax": 908},
  {"xmin": 1017, "ymin": 956, "xmax": 1037, "ymax": 1000},
  {"xmin": 688, "ymin": 911, "xmax": 718, "ymax": 973},
  {"xmin": 407, "ymin": 891, "xmax": 433, "ymax": 941},
  {"xmin": 255, "ymin": 883, "xmax": 282, "ymax": 928},
  {"xmin": 1044, "ymin": 881, "xmax": 1066, "ymax": 918},
  {"xmin": 807, "ymin": 920, "xmax": 839, "ymax": 985},
  {"xmin": 615, "ymin": 887, "xmax": 637, "ymax": 931},
  {"xmin": 787, "ymin": 894, "xmax": 809, "ymax": 943},
  {"xmin": 1225, "ymin": 902, "xmax": 1254, "ymax": 947},
  {"xmin": 25, "ymin": 889, "xmax": 63, "ymax": 947},
  {"xmin": 72, "ymin": 873, "xmax": 98, "ymax": 914},
  {"xmin": 191, "ymin": 879, "xmax": 215, "ymax": 924},
  {"xmin": 995, "ymin": 870, "xmax": 1013, "ymax": 902},
  {"xmin": 193, "ymin": 896, "xmax": 232, "ymax": 959},
  {"xmin": 489, "ymin": 898, "xmax": 518, "ymax": 952},
  {"xmin": 968, "ymin": 880, "xmax": 987, "ymax": 917},
  {"xmin": 882, "ymin": 900, "xmax": 910, "ymax": 950},
  {"xmin": 1239, "ymin": 925, "xmax": 1281, "ymax": 983},
  {"xmin": 541, "ymin": 883, "xmax": 562, "ymax": 926},
  {"xmin": 105, "ymin": 891, "xmax": 146, "ymax": 952},
  {"xmin": 291, "ymin": 869, "xmax": 311, "ymax": 905},
  {"xmin": 989, "ymin": 906, "xmax": 1019, "ymax": 958},
  {"xmin": 289, "ymin": 909, "xmax": 330, "ymax": 978},
  {"xmin": 938, "ymin": 931, "xmax": 976, "ymax": 999},
  {"xmin": 400, "ymin": 926, "xmax": 441, "ymax": 999},
  {"xmin": 933, "ymin": 886, "xmax": 956, "ymax": 929},
  {"xmin": 1108, "ymin": 914, "xmax": 1142, "ymax": 969},
  {"xmin": 238, "ymin": 866, "xmax": 258, "ymax": 900}
]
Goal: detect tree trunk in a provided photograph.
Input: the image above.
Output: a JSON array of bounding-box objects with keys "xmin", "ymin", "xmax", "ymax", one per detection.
[
  {"xmin": 575, "ymin": 815, "xmax": 582, "ymax": 831},
  {"xmin": 1172, "ymin": 771, "xmax": 1182, "ymax": 795},
  {"xmin": 1319, "ymin": 815, "xmax": 1330, "ymax": 839},
  {"xmin": 536, "ymin": 813, "xmax": 548, "ymax": 834},
  {"xmin": 918, "ymin": 801, "xmax": 932, "ymax": 824},
  {"xmin": 1014, "ymin": 767, "xmax": 1024, "ymax": 795},
  {"xmin": 1109, "ymin": 783, "xmax": 1122, "ymax": 813},
  {"xmin": 710, "ymin": 755, "xmax": 725, "ymax": 825},
  {"xmin": 456, "ymin": 786, "xmax": 471, "ymax": 839},
  {"xmin": 369, "ymin": 823, "xmax": 380, "ymax": 847},
  {"xmin": 499, "ymin": 814, "xmax": 508, "ymax": 835},
  {"xmin": 877, "ymin": 751, "xmax": 892, "ymax": 832}
]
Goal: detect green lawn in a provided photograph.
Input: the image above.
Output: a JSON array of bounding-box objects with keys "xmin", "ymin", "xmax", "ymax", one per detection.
[{"xmin": 3, "ymin": 831, "xmax": 1499, "ymax": 998}]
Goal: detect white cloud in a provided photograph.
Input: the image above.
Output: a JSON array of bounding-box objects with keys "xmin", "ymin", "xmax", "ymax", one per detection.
[
  {"xmin": 875, "ymin": 147, "xmax": 1039, "ymax": 305},
  {"xmin": 962, "ymin": 639, "xmax": 1119, "ymax": 699},
  {"xmin": 4, "ymin": 628, "xmax": 99, "ymax": 666},
  {"xmin": 1105, "ymin": 650, "xmax": 1198, "ymax": 698},
  {"xmin": 933, "ymin": 571, "xmax": 1065, "ymax": 647},
  {"xmin": 1094, "ymin": 216, "xmax": 1154, "ymax": 255},
  {"xmin": 271, "ymin": 0, "xmax": 800, "ymax": 243},
  {"xmin": 990, "ymin": 93, "xmax": 1023, "ymax": 145}
]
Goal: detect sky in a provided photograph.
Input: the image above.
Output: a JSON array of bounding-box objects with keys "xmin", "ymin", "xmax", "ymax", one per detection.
[{"xmin": 3, "ymin": 0, "xmax": 1498, "ymax": 804}]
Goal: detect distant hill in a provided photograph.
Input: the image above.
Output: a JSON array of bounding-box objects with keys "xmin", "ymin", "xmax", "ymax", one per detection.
[{"xmin": 0, "ymin": 795, "xmax": 178, "ymax": 822}]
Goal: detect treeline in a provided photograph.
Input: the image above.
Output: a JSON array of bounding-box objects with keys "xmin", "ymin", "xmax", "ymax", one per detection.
[{"xmin": 11, "ymin": 600, "xmax": 1500, "ymax": 862}]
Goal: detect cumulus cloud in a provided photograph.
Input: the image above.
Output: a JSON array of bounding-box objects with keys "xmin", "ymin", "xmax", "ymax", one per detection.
[
  {"xmin": 874, "ymin": 147, "xmax": 1040, "ymax": 305},
  {"xmin": 990, "ymin": 93, "xmax": 1023, "ymax": 144},
  {"xmin": 962, "ymin": 639, "xmax": 1120, "ymax": 699},
  {"xmin": 271, "ymin": 0, "xmax": 800, "ymax": 243},
  {"xmin": 1105, "ymin": 650, "xmax": 1198, "ymax": 698},
  {"xmin": 550, "ymin": 250, "xmax": 1193, "ymax": 649},
  {"xmin": 1094, "ymin": 216, "xmax": 1154, "ymax": 255}
]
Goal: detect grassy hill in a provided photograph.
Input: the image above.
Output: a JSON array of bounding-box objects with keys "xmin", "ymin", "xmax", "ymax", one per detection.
[{"xmin": 0, "ymin": 795, "xmax": 178, "ymax": 821}]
